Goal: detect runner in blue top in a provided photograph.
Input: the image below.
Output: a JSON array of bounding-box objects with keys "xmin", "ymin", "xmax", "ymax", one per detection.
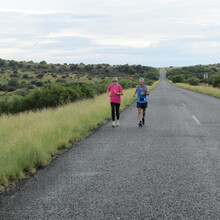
[{"xmin": 133, "ymin": 78, "xmax": 149, "ymax": 127}]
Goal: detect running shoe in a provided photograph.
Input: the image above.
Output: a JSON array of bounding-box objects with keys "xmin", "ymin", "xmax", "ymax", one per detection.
[
  {"xmin": 112, "ymin": 121, "xmax": 116, "ymax": 127},
  {"xmin": 116, "ymin": 120, "xmax": 120, "ymax": 126},
  {"xmin": 142, "ymin": 119, "xmax": 145, "ymax": 125},
  {"xmin": 138, "ymin": 121, "xmax": 143, "ymax": 127}
]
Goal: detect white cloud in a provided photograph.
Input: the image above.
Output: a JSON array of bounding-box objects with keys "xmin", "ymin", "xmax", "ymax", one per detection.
[
  {"xmin": 46, "ymin": 29, "xmax": 160, "ymax": 49},
  {"xmin": 92, "ymin": 38, "xmax": 160, "ymax": 49},
  {"xmin": 186, "ymin": 41, "xmax": 220, "ymax": 54},
  {"xmin": 0, "ymin": 0, "xmax": 220, "ymax": 66},
  {"xmin": 0, "ymin": 8, "xmax": 76, "ymax": 15}
]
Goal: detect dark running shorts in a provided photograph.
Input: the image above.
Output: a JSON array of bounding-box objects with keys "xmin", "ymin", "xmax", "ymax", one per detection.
[{"xmin": 137, "ymin": 102, "xmax": 148, "ymax": 109}]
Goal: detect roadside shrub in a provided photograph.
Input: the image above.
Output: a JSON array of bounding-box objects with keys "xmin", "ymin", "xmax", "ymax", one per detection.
[
  {"xmin": 212, "ymin": 73, "xmax": 220, "ymax": 88},
  {"xmin": 172, "ymin": 75, "xmax": 184, "ymax": 83},
  {"xmin": 0, "ymin": 95, "xmax": 25, "ymax": 114},
  {"xmin": 119, "ymin": 79, "xmax": 131, "ymax": 89},
  {"xmin": 187, "ymin": 77, "xmax": 200, "ymax": 85},
  {"xmin": 35, "ymin": 81, "xmax": 44, "ymax": 87},
  {"xmin": 145, "ymin": 79, "xmax": 154, "ymax": 86},
  {"xmin": 23, "ymin": 74, "xmax": 29, "ymax": 79},
  {"xmin": 144, "ymin": 71, "xmax": 160, "ymax": 80},
  {"xmin": 93, "ymin": 80, "xmax": 111, "ymax": 95},
  {"xmin": 24, "ymin": 82, "xmax": 95, "ymax": 110},
  {"xmin": 0, "ymin": 82, "xmax": 96, "ymax": 115}
]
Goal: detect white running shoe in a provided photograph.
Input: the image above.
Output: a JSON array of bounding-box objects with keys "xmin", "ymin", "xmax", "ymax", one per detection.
[
  {"xmin": 112, "ymin": 121, "xmax": 116, "ymax": 127},
  {"xmin": 116, "ymin": 120, "xmax": 120, "ymax": 126}
]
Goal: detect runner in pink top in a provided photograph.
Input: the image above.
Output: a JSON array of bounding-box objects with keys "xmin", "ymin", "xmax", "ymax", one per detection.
[{"xmin": 107, "ymin": 77, "xmax": 123, "ymax": 127}]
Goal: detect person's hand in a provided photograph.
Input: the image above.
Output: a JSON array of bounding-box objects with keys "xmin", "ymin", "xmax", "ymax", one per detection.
[
  {"xmin": 141, "ymin": 92, "xmax": 145, "ymax": 95},
  {"xmin": 133, "ymin": 94, "xmax": 136, "ymax": 97},
  {"xmin": 114, "ymin": 91, "xmax": 117, "ymax": 94}
]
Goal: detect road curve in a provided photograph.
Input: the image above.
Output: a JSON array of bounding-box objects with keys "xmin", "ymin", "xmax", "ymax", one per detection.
[{"xmin": 0, "ymin": 68, "xmax": 220, "ymax": 220}]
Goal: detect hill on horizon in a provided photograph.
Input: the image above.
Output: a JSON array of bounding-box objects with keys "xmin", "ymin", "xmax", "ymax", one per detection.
[{"xmin": 0, "ymin": 58, "xmax": 159, "ymax": 96}]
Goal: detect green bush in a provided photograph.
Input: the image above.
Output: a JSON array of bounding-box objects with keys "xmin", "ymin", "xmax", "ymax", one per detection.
[
  {"xmin": 119, "ymin": 79, "xmax": 131, "ymax": 89},
  {"xmin": 144, "ymin": 79, "xmax": 154, "ymax": 86},
  {"xmin": 212, "ymin": 74, "xmax": 220, "ymax": 88},
  {"xmin": 35, "ymin": 81, "xmax": 44, "ymax": 87},
  {"xmin": 0, "ymin": 84, "xmax": 3, "ymax": 91},
  {"xmin": 144, "ymin": 71, "xmax": 160, "ymax": 80},
  {"xmin": 24, "ymin": 82, "xmax": 96, "ymax": 111},
  {"xmin": 27, "ymin": 85, "xmax": 35, "ymax": 89},
  {"xmin": 23, "ymin": 74, "xmax": 29, "ymax": 79},
  {"xmin": 167, "ymin": 65, "xmax": 217, "ymax": 80},
  {"xmin": 0, "ymin": 82, "xmax": 96, "ymax": 115},
  {"xmin": 0, "ymin": 95, "xmax": 25, "ymax": 115},
  {"xmin": 6, "ymin": 86, "xmax": 17, "ymax": 92},
  {"xmin": 8, "ymin": 79, "xmax": 19, "ymax": 87},
  {"xmin": 187, "ymin": 77, "xmax": 200, "ymax": 85},
  {"xmin": 172, "ymin": 75, "xmax": 185, "ymax": 83},
  {"xmin": 36, "ymin": 73, "xmax": 44, "ymax": 79}
]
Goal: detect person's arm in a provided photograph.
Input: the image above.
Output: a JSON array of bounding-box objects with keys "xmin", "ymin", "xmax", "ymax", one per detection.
[
  {"xmin": 113, "ymin": 85, "xmax": 123, "ymax": 96},
  {"xmin": 141, "ymin": 87, "xmax": 150, "ymax": 96},
  {"xmin": 115, "ymin": 89, "xmax": 123, "ymax": 96},
  {"xmin": 115, "ymin": 85, "xmax": 123, "ymax": 96},
  {"xmin": 145, "ymin": 87, "xmax": 150, "ymax": 95}
]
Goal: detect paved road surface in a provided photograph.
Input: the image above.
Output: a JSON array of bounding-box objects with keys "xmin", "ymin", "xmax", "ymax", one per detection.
[{"xmin": 0, "ymin": 69, "xmax": 220, "ymax": 220}]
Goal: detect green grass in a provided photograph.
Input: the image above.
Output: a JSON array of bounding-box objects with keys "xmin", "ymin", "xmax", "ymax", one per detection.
[
  {"xmin": 0, "ymin": 82, "xmax": 158, "ymax": 190},
  {"xmin": 173, "ymin": 83, "xmax": 220, "ymax": 98}
]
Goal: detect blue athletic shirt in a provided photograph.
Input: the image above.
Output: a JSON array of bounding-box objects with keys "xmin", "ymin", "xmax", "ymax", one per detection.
[{"xmin": 137, "ymin": 85, "xmax": 148, "ymax": 103}]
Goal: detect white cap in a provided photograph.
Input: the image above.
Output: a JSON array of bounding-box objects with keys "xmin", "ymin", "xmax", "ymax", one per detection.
[{"xmin": 111, "ymin": 77, "xmax": 118, "ymax": 82}]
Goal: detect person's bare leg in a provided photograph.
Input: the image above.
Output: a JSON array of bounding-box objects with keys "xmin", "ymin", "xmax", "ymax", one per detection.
[{"xmin": 138, "ymin": 108, "xmax": 143, "ymax": 121}]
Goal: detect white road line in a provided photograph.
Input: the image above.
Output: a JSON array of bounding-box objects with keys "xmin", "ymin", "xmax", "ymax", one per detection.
[{"xmin": 192, "ymin": 115, "xmax": 201, "ymax": 125}]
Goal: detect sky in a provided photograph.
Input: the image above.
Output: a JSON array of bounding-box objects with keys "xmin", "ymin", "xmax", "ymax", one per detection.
[{"xmin": 0, "ymin": 0, "xmax": 220, "ymax": 67}]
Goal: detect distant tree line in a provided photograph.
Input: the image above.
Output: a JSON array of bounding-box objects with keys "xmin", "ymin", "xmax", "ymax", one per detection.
[
  {"xmin": 0, "ymin": 58, "xmax": 158, "ymax": 78},
  {"xmin": 0, "ymin": 58, "xmax": 159, "ymax": 94},
  {"xmin": 167, "ymin": 65, "xmax": 220, "ymax": 87}
]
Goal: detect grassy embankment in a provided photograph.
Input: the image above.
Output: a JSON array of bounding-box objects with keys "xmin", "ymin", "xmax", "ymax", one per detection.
[
  {"xmin": 173, "ymin": 83, "xmax": 220, "ymax": 98},
  {"xmin": 0, "ymin": 82, "xmax": 158, "ymax": 190}
]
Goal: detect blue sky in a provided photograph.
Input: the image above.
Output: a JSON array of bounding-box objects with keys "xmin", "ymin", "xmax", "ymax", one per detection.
[{"xmin": 0, "ymin": 0, "xmax": 220, "ymax": 67}]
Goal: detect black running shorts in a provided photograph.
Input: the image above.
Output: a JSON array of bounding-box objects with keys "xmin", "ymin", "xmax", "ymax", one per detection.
[{"xmin": 137, "ymin": 102, "xmax": 148, "ymax": 109}]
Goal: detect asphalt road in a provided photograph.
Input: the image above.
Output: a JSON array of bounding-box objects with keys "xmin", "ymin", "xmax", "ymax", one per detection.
[{"xmin": 0, "ymin": 68, "xmax": 220, "ymax": 220}]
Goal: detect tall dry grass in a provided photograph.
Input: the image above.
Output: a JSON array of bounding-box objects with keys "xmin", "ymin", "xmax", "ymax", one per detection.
[
  {"xmin": 174, "ymin": 83, "xmax": 220, "ymax": 98},
  {"xmin": 0, "ymin": 82, "xmax": 158, "ymax": 189}
]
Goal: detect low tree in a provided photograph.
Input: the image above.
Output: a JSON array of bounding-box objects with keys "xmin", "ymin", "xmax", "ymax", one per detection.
[
  {"xmin": 212, "ymin": 73, "xmax": 220, "ymax": 88},
  {"xmin": 23, "ymin": 74, "xmax": 29, "ymax": 79},
  {"xmin": 36, "ymin": 73, "xmax": 44, "ymax": 79},
  {"xmin": 8, "ymin": 79, "xmax": 19, "ymax": 87},
  {"xmin": 187, "ymin": 77, "xmax": 200, "ymax": 85},
  {"xmin": 172, "ymin": 75, "xmax": 184, "ymax": 83}
]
